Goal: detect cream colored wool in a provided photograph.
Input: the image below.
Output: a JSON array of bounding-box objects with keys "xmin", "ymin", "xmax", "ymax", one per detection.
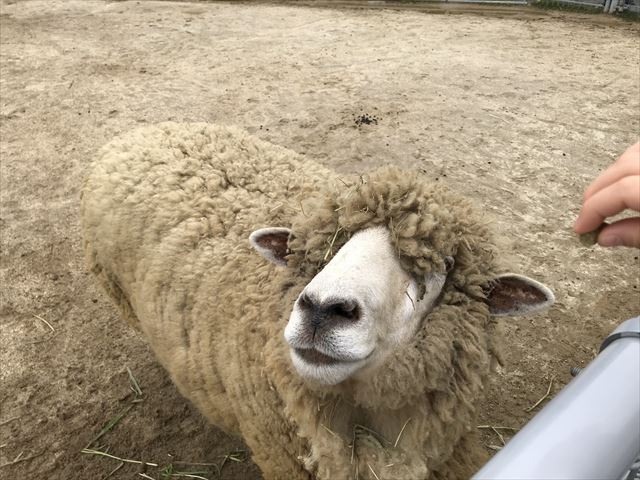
[{"xmin": 82, "ymin": 122, "xmax": 502, "ymax": 480}]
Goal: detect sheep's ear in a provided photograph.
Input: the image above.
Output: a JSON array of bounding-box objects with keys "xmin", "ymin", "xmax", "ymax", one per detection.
[
  {"xmin": 484, "ymin": 273, "xmax": 555, "ymax": 316},
  {"xmin": 249, "ymin": 227, "xmax": 293, "ymax": 267}
]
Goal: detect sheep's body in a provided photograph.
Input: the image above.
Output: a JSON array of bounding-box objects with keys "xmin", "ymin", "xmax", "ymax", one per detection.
[{"xmin": 82, "ymin": 122, "xmax": 499, "ymax": 479}]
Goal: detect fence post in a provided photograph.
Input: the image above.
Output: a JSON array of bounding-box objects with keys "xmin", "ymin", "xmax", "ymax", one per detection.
[{"xmin": 472, "ymin": 317, "xmax": 640, "ymax": 480}]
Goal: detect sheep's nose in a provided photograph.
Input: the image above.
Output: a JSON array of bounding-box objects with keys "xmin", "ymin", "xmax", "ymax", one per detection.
[{"xmin": 297, "ymin": 293, "xmax": 361, "ymax": 328}]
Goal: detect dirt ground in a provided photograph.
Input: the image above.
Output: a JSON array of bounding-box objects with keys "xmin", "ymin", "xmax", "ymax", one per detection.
[{"xmin": 1, "ymin": 1, "xmax": 638, "ymax": 479}]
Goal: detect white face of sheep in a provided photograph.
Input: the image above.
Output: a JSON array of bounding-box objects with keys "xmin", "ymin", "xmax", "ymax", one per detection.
[{"xmin": 250, "ymin": 226, "xmax": 554, "ymax": 386}]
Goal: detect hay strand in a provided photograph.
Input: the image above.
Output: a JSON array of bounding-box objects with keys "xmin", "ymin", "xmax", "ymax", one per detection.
[
  {"xmin": 0, "ymin": 416, "xmax": 19, "ymax": 427},
  {"xmin": 102, "ymin": 461, "xmax": 124, "ymax": 480},
  {"xmin": 0, "ymin": 451, "xmax": 44, "ymax": 468},
  {"xmin": 490, "ymin": 426, "xmax": 505, "ymax": 446},
  {"xmin": 404, "ymin": 290, "xmax": 415, "ymax": 311},
  {"xmin": 85, "ymin": 403, "xmax": 135, "ymax": 449},
  {"xmin": 299, "ymin": 200, "xmax": 308, "ymax": 217},
  {"xmin": 526, "ymin": 376, "xmax": 555, "ymax": 412},
  {"xmin": 33, "ymin": 314, "xmax": 54, "ymax": 332},
  {"xmin": 350, "ymin": 427, "xmax": 357, "ymax": 464},
  {"xmin": 367, "ymin": 463, "xmax": 381, "ymax": 480},
  {"xmin": 323, "ymin": 226, "xmax": 343, "ymax": 261},
  {"xmin": 393, "ymin": 418, "xmax": 411, "ymax": 448},
  {"xmin": 127, "ymin": 367, "xmax": 143, "ymax": 397},
  {"xmin": 321, "ymin": 424, "xmax": 338, "ymax": 437},
  {"xmin": 81, "ymin": 448, "xmax": 159, "ymax": 467},
  {"xmin": 167, "ymin": 473, "xmax": 210, "ymax": 480},
  {"xmin": 219, "ymin": 450, "xmax": 246, "ymax": 471},
  {"xmin": 354, "ymin": 424, "xmax": 389, "ymax": 446},
  {"xmin": 477, "ymin": 425, "xmax": 517, "ymax": 431}
]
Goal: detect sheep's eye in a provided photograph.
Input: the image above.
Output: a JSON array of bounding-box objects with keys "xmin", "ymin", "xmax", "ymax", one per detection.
[{"xmin": 444, "ymin": 256, "xmax": 455, "ymax": 273}]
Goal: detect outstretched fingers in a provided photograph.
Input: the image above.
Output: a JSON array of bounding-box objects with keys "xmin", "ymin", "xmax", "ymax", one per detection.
[
  {"xmin": 583, "ymin": 143, "xmax": 640, "ymax": 201},
  {"xmin": 575, "ymin": 175, "xmax": 640, "ymax": 234}
]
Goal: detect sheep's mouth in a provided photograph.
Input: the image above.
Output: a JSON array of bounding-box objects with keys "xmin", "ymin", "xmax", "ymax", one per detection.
[
  {"xmin": 294, "ymin": 348, "xmax": 342, "ymax": 365},
  {"xmin": 293, "ymin": 348, "xmax": 370, "ymax": 366}
]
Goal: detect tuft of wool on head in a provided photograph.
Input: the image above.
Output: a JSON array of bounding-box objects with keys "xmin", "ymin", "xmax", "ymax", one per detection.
[{"xmin": 288, "ymin": 166, "xmax": 499, "ymax": 301}]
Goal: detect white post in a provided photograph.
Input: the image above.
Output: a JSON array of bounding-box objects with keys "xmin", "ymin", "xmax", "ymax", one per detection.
[{"xmin": 473, "ymin": 317, "xmax": 640, "ymax": 480}]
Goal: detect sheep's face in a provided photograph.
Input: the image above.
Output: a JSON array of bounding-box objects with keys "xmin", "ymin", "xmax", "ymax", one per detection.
[
  {"xmin": 250, "ymin": 225, "xmax": 555, "ymax": 386},
  {"xmin": 285, "ymin": 226, "xmax": 447, "ymax": 385},
  {"xmin": 253, "ymin": 226, "xmax": 447, "ymax": 385}
]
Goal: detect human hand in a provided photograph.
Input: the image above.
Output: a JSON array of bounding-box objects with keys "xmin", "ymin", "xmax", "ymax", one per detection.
[{"xmin": 574, "ymin": 142, "xmax": 640, "ymax": 248}]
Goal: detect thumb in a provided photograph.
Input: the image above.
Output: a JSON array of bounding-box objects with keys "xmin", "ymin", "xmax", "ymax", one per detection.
[{"xmin": 597, "ymin": 217, "xmax": 640, "ymax": 248}]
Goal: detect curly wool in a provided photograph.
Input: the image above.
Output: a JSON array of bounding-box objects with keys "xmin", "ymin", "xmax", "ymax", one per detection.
[
  {"xmin": 288, "ymin": 167, "xmax": 497, "ymax": 300},
  {"xmin": 82, "ymin": 122, "xmax": 501, "ymax": 480}
]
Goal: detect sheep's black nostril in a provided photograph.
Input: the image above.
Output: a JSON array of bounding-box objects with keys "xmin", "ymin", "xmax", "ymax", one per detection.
[
  {"xmin": 328, "ymin": 301, "xmax": 359, "ymax": 320},
  {"xmin": 297, "ymin": 294, "xmax": 361, "ymax": 326},
  {"xmin": 298, "ymin": 293, "xmax": 312, "ymax": 309}
]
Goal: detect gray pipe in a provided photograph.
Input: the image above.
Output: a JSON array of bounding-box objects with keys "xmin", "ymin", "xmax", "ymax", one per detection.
[{"xmin": 473, "ymin": 316, "xmax": 640, "ymax": 480}]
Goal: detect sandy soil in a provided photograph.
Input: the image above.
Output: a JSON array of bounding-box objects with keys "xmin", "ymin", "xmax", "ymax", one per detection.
[{"xmin": 1, "ymin": 1, "xmax": 638, "ymax": 479}]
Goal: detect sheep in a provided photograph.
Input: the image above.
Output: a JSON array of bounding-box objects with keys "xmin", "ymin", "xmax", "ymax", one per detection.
[{"xmin": 81, "ymin": 122, "xmax": 555, "ymax": 480}]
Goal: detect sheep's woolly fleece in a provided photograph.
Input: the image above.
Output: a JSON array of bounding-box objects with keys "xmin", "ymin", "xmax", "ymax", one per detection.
[{"xmin": 82, "ymin": 122, "xmax": 501, "ymax": 480}]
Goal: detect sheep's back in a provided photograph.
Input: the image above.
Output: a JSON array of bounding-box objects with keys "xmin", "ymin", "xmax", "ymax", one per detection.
[
  {"xmin": 81, "ymin": 123, "xmax": 328, "ymax": 429},
  {"xmin": 83, "ymin": 122, "xmax": 320, "ymax": 305}
]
